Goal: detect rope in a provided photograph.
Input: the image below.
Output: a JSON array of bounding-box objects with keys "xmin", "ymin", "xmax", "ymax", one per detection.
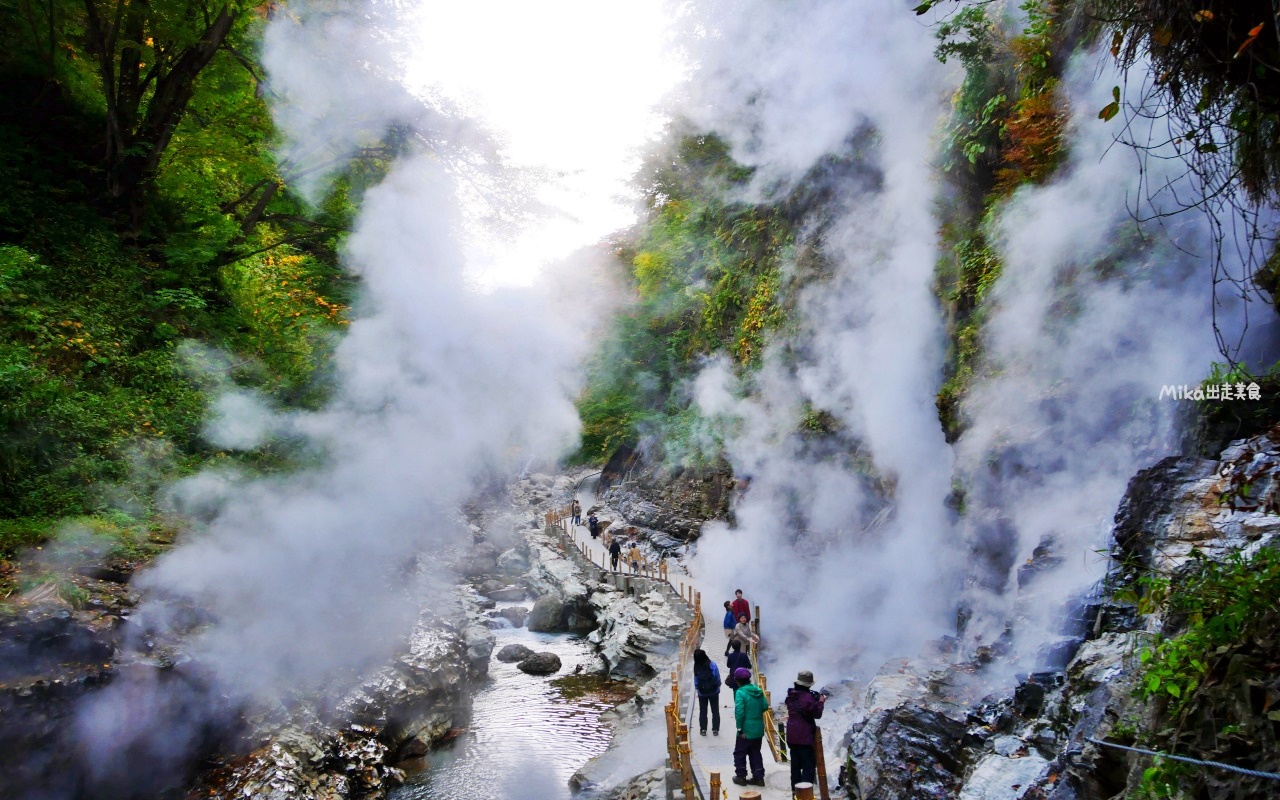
[
  {"xmin": 687, "ymin": 748, "xmax": 731, "ymax": 799},
  {"xmin": 1086, "ymin": 737, "xmax": 1280, "ymax": 781}
]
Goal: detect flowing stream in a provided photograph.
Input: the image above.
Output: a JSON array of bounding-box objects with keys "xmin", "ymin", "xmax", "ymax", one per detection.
[{"xmin": 390, "ymin": 603, "xmax": 619, "ymax": 800}]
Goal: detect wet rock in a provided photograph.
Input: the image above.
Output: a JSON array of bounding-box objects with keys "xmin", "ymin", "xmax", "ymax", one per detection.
[
  {"xmin": 463, "ymin": 624, "xmax": 495, "ymax": 671},
  {"xmin": 846, "ymin": 703, "xmax": 968, "ymax": 800},
  {"xmin": 459, "ymin": 542, "xmax": 499, "ymax": 577},
  {"xmin": 496, "ymin": 643, "xmax": 535, "ymax": 663},
  {"xmin": 496, "ymin": 606, "xmax": 529, "ymax": 628},
  {"xmin": 496, "ymin": 548, "xmax": 529, "ymax": 574},
  {"xmin": 528, "ymin": 593, "xmax": 566, "ymax": 632},
  {"xmin": 478, "ymin": 579, "xmax": 526, "ymax": 601},
  {"xmin": 598, "ymin": 454, "xmax": 733, "ymax": 538},
  {"xmin": 587, "ymin": 588, "xmax": 687, "ymax": 678},
  {"xmin": 959, "ymin": 752, "xmax": 1051, "ymax": 800},
  {"xmin": 517, "ymin": 651, "xmax": 563, "ymax": 675}
]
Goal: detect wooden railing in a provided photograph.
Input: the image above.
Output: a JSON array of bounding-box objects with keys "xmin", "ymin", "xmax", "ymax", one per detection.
[{"xmin": 547, "ymin": 501, "xmax": 837, "ymax": 797}]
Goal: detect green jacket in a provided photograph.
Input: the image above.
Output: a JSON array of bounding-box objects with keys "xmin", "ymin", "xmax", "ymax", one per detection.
[{"xmin": 734, "ymin": 682, "xmax": 768, "ymax": 739}]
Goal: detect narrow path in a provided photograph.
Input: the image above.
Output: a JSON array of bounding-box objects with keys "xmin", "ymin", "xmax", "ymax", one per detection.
[{"xmin": 567, "ymin": 494, "xmax": 803, "ymax": 800}]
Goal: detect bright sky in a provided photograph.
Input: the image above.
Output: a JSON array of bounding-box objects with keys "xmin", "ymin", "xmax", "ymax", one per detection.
[{"xmin": 402, "ymin": 1, "xmax": 688, "ymax": 287}]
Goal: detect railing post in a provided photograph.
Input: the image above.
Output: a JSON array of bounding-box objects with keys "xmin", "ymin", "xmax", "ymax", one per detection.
[
  {"xmin": 677, "ymin": 724, "xmax": 693, "ymax": 798},
  {"xmin": 709, "ymin": 771, "xmax": 720, "ymax": 799},
  {"xmin": 795, "ymin": 783, "xmax": 815, "ymax": 800},
  {"xmin": 666, "ymin": 703, "xmax": 679, "ymax": 768},
  {"xmin": 815, "ymin": 726, "xmax": 831, "ymax": 800}
]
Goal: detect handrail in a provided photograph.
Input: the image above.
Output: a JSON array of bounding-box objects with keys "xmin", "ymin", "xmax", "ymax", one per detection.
[
  {"xmin": 747, "ymin": 604, "xmax": 787, "ymax": 764},
  {"xmin": 546, "ymin": 506, "xmax": 706, "ymax": 796}
]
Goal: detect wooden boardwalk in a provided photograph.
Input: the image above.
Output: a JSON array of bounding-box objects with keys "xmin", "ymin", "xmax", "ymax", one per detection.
[{"xmin": 557, "ymin": 504, "xmax": 820, "ymax": 800}]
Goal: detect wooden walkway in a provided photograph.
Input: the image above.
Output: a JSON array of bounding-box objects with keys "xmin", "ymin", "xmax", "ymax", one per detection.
[{"xmin": 549, "ymin": 501, "xmax": 831, "ymax": 800}]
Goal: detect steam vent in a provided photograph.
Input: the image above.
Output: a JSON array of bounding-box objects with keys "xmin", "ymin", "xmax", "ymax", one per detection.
[{"xmin": 2, "ymin": 1, "xmax": 1279, "ymax": 799}]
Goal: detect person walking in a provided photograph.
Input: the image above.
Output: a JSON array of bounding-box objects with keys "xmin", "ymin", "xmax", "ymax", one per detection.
[
  {"xmin": 732, "ymin": 668, "xmax": 767, "ymax": 787},
  {"xmin": 571, "ymin": 499, "xmax": 581, "ymax": 526},
  {"xmin": 588, "ymin": 513, "xmax": 600, "ymax": 539},
  {"xmin": 692, "ymin": 649, "xmax": 721, "ymax": 736},
  {"xmin": 733, "ymin": 613, "xmax": 759, "ymax": 653},
  {"xmin": 627, "ymin": 542, "xmax": 642, "ymax": 574},
  {"xmin": 725, "ymin": 641, "xmax": 751, "ymax": 693},
  {"xmin": 786, "ymin": 670, "xmax": 829, "ymax": 790},
  {"xmin": 609, "ymin": 537, "xmax": 622, "ymax": 571},
  {"xmin": 730, "ymin": 589, "xmax": 751, "ymax": 622},
  {"xmin": 722, "ymin": 601, "xmax": 736, "ymax": 656}
]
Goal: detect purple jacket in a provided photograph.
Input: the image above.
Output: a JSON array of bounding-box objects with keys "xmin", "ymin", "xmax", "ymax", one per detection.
[{"xmin": 785, "ymin": 685, "xmax": 825, "ymax": 746}]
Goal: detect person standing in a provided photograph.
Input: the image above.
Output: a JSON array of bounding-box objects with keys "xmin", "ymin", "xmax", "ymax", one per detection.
[
  {"xmin": 732, "ymin": 668, "xmax": 767, "ymax": 787},
  {"xmin": 627, "ymin": 542, "xmax": 642, "ymax": 574},
  {"xmin": 730, "ymin": 589, "xmax": 751, "ymax": 622},
  {"xmin": 692, "ymin": 649, "xmax": 721, "ymax": 736},
  {"xmin": 785, "ymin": 670, "xmax": 828, "ymax": 791},
  {"xmin": 609, "ymin": 537, "xmax": 622, "ymax": 571},
  {"xmin": 588, "ymin": 513, "xmax": 600, "ymax": 539},
  {"xmin": 571, "ymin": 499, "xmax": 581, "ymax": 526},
  {"xmin": 733, "ymin": 613, "xmax": 760, "ymax": 653},
  {"xmin": 722, "ymin": 601, "xmax": 736, "ymax": 656},
  {"xmin": 725, "ymin": 641, "xmax": 751, "ymax": 693}
]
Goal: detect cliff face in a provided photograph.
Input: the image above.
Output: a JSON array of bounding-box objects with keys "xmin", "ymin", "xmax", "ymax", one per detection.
[{"xmin": 839, "ymin": 430, "xmax": 1280, "ymax": 800}]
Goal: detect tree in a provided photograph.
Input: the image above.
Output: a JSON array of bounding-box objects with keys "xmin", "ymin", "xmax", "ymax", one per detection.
[{"xmin": 77, "ymin": 0, "xmax": 251, "ymax": 227}]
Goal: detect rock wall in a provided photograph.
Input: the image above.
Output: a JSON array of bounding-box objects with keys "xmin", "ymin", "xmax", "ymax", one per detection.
[{"xmin": 841, "ymin": 432, "xmax": 1280, "ymax": 800}]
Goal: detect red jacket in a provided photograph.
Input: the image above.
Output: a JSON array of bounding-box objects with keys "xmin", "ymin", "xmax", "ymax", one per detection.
[{"xmin": 730, "ymin": 598, "xmax": 751, "ymax": 621}]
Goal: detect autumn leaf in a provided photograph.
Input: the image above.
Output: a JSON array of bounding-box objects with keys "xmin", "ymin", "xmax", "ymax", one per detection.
[
  {"xmin": 1110, "ymin": 30, "xmax": 1123, "ymax": 57},
  {"xmin": 1235, "ymin": 22, "xmax": 1266, "ymax": 58},
  {"xmin": 1192, "ymin": 10, "xmax": 1214, "ymax": 23},
  {"xmin": 1154, "ymin": 27, "xmax": 1172, "ymax": 46},
  {"xmin": 1098, "ymin": 86, "xmax": 1121, "ymax": 122}
]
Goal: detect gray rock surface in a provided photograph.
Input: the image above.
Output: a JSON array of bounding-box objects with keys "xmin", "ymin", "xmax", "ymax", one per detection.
[
  {"xmin": 516, "ymin": 651, "xmax": 563, "ymax": 675},
  {"xmin": 495, "ymin": 643, "xmax": 535, "ymax": 663}
]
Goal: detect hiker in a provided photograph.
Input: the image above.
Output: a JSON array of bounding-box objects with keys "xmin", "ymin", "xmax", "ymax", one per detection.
[
  {"xmin": 609, "ymin": 537, "xmax": 622, "ymax": 571},
  {"xmin": 786, "ymin": 670, "xmax": 829, "ymax": 790},
  {"xmin": 588, "ymin": 513, "xmax": 600, "ymax": 539},
  {"xmin": 732, "ymin": 668, "xmax": 768, "ymax": 787},
  {"xmin": 730, "ymin": 589, "xmax": 751, "ymax": 622},
  {"xmin": 692, "ymin": 649, "xmax": 721, "ymax": 736},
  {"xmin": 722, "ymin": 601, "xmax": 736, "ymax": 656},
  {"xmin": 725, "ymin": 641, "xmax": 751, "ymax": 693},
  {"xmin": 627, "ymin": 542, "xmax": 642, "ymax": 574},
  {"xmin": 571, "ymin": 499, "xmax": 581, "ymax": 525},
  {"xmin": 732, "ymin": 613, "xmax": 759, "ymax": 653}
]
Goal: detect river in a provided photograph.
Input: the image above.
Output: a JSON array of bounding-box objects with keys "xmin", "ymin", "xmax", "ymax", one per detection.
[{"xmin": 390, "ymin": 602, "xmax": 622, "ymax": 800}]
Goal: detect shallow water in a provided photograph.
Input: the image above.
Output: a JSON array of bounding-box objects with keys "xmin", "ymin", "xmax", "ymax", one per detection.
[{"xmin": 390, "ymin": 605, "xmax": 618, "ymax": 800}]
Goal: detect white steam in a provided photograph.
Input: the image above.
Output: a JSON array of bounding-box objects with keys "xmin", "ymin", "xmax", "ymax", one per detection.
[
  {"xmin": 71, "ymin": 0, "xmax": 642, "ymax": 790},
  {"xmin": 680, "ymin": 1, "xmax": 1270, "ymax": 693},
  {"xmin": 680, "ymin": 0, "xmax": 958, "ymax": 680}
]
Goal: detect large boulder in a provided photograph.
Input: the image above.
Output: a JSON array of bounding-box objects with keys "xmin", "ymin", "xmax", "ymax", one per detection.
[
  {"xmin": 496, "ymin": 548, "xmax": 529, "ymax": 574},
  {"xmin": 495, "ymin": 643, "xmax": 535, "ymax": 663},
  {"xmin": 527, "ymin": 593, "xmax": 566, "ymax": 632},
  {"xmin": 846, "ymin": 703, "xmax": 968, "ymax": 800},
  {"xmin": 516, "ymin": 652, "xmax": 562, "ymax": 675},
  {"xmin": 459, "ymin": 542, "xmax": 499, "ymax": 577},
  {"xmin": 496, "ymin": 607, "xmax": 529, "ymax": 628},
  {"xmin": 527, "ymin": 592, "xmax": 596, "ymax": 633}
]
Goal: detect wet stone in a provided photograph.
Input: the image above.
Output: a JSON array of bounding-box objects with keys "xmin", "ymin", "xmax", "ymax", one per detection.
[
  {"xmin": 495, "ymin": 643, "xmax": 535, "ymax": 663},
  {"xmin": 516, "ymin": 652, "xmax": 562, "ymax": 675}
]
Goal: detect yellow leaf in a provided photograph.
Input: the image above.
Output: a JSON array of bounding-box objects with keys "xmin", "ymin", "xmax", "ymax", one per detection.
[
  {"xmin": 1154, "ymin": 27, "xmax": 1172, "ymax": 46},
  {"xmin": 1192, "ymin": 10, "xmax": 1214, "ymax": 22}
]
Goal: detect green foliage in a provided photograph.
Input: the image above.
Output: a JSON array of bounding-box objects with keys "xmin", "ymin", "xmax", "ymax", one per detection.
[
  {"xmin": 0, "ymin": 2, "xmax": 356, "ymax": 551},
  {"xmin": 1133, "ymin": 546, "xmax": 1280, "ymax": 797},
  {"xmin": 574, "ymin": 129, "xmax": 796, "ymax": 463}
]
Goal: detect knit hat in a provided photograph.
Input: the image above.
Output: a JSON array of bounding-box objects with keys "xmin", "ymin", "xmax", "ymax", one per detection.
[
  {"xmin": 796, "ymin": 670, "xmax": 814, "ymax": 687},
  {"xmin": 734, "ymin": 667, "xmax": 752, "ymax": 682}
]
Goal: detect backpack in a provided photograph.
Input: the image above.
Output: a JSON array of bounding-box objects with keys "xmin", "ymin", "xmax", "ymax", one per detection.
[{"xmin": 694, "ymin": 662, "xmax": 720, "ymax": 696}]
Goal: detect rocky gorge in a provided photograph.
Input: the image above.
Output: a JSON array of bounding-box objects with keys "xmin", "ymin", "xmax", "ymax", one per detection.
[
  {"xmin": 832, "ymin": 430, "xmax": 1280, "ymax": 800},
  {"xmin": 0, "ymin": 469, "xmax": 701, "ymax": 800}
]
